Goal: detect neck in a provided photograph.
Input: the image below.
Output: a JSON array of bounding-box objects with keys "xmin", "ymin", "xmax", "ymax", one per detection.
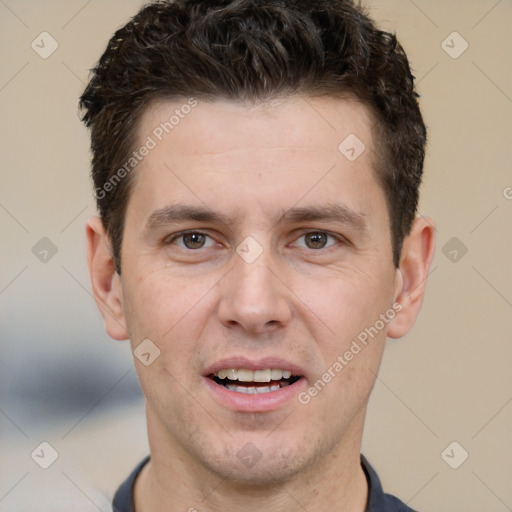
[{"xmin": 134, "ymin": 408, "xmax": 368, "ymax": 512}]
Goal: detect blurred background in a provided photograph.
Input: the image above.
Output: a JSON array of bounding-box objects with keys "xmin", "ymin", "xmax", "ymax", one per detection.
[{"xmin": 1, "ymin": 0, "xmax": 511, "ymax": 510}]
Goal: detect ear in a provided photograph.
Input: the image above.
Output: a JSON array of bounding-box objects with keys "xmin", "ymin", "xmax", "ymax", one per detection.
[
  {"xmin": 85, "ymin": 216, "xmax": 129, "ymax": 341},
  {"xmin": 387, "ymin": 216, "xmax": 436, "ymax": 339}
]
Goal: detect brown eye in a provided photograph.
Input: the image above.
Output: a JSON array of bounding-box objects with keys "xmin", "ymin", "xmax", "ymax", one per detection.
[
  {"xmin": 182, "ymin": 232, "xmax": 207, "ymax": 249},
  {"xmin": 304, "ymin": 232, "xmax": 329, "ymax": 249}
]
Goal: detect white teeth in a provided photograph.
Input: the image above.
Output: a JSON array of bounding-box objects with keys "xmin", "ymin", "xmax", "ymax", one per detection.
[
  {"xmin": 270, "ymin": 369, "xmax": 283, "ymax": 380},
  {"xmin": 237, "ymin": 369, "xmax": 254, "ymax": 382},
  {"xmin": 214, "ymin": 368, "xmax": 293, "ymax": 381},
  {"xmin": 253, "ymin": 369, "xmax": 271, "ymax": 382},
  {"xmin": 212, "ymin": 367, "xmax": 299, "ymax": 394},
  {"xmin": 219, "ymin": 380, "xmax": 294, "ymax": 394},
  {"xmin": 233, "ymin": 385, "xmax": 274, "ymax": 394}
]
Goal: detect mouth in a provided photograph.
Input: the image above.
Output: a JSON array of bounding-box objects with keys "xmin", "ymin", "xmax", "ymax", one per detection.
[
  {"xmin": 208, "ymin": 368, "xmax": 301, "ymax": 394},
  {"xmin": 203, "ymin": 358, "xmax": 306, "ymax": 411}
]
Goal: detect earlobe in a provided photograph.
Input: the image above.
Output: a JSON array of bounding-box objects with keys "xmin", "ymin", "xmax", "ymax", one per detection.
[
  {"xmin": 86, "ymin": 216, "xmax": 130, "ymax": 341},
  {"xmin": 387, "ymin": 216, "xmax": 436, "ymax": 339}
]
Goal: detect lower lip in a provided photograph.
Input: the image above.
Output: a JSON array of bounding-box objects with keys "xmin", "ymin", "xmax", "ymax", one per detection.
[{"xmin": 203, "ymin": 376, "xmax": 306, "ymax": 412}]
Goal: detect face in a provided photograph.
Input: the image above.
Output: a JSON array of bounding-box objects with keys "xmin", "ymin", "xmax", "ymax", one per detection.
[{"xmin": 96, "ymin": 96, "xmax": 409, "ymax": 483}]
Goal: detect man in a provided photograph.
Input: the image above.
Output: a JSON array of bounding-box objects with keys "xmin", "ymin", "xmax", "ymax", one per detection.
[{"xmin": 81, "ymin": 0, "xmax": 435, "ymax": 510}]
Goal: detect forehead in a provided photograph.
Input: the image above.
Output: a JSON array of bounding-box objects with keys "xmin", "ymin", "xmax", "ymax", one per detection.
[
  {"xmin": 126, "ymin": 96, "xmax": 384, "ymax": 227},
  {"xmin": 137, "ymin": 95, "xmax": 376, "ymax": 160}
]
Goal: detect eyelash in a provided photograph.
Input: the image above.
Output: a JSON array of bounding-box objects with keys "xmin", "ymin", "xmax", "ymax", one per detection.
[{"xmin": 164, "ymin": 230, "xmax": 347, "ymax": 251}]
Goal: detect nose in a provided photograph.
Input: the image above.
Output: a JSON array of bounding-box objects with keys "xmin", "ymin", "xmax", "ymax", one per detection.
[{"xmin": 217, "ymin": 245, "xmax": 292, "ymax": 335}]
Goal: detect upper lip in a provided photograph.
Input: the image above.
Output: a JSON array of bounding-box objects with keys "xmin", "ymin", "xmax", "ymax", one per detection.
[{"xmin": 203, "ymin": 356, "xmax": 305, "ymax": 377}]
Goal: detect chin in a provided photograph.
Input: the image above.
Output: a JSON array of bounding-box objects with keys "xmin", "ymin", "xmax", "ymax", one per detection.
[
  {"xmin": 208, "ymin": 455, "xmax": 305, "ymax": 486},
  {"xmin": 196, "ymin": 432, "xmax": 322, "ymax": 485}
]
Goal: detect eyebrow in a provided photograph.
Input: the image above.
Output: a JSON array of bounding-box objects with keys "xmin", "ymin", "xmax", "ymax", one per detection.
[
  {"xmin": 143, "ymin": 202, "xmax": 367, "ymax": 233},
  {"xmin": 277, "ymin": 204, "xmax": 366, "ymax": 231},
  {"xmin": 144, "ymin": 204, "xmax": 233, "ymax": 233}
]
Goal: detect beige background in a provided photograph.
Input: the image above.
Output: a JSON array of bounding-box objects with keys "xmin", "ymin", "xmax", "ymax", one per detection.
[{"xmin": 1, "ymin": 0, "xmax": 511, "ymax": 510}]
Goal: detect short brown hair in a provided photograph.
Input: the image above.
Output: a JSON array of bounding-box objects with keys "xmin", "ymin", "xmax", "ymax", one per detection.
[{"xmin": 80, "ymin": 0, "xmax": 426, "ymax": 273}]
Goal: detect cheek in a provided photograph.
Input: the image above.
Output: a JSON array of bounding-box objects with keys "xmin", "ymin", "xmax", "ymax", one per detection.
[
  {"xmin": 293, "ymin": 267, "xmax": 393, "ymax": 347},
  {"xmin": 122, "ymin": 272, "xmax": 215, "ymax": 400},
  {"xmin": 304, "ymin": 270, "xmax": 392, "ymax": 403},
  {"xmin": 123, "ymin": 270, "xmax": 215, "ymax": 350}
]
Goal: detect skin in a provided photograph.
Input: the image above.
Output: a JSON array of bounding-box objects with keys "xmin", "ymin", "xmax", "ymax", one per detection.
[{"xmin": 86, "ymin": 96, "xmax": 435, "ymax": 512}]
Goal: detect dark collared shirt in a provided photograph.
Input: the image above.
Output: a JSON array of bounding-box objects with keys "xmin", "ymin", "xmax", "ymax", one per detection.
[{"xmin": 112, "ymin": 454, "xmax": 418, "ymax": 511}]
